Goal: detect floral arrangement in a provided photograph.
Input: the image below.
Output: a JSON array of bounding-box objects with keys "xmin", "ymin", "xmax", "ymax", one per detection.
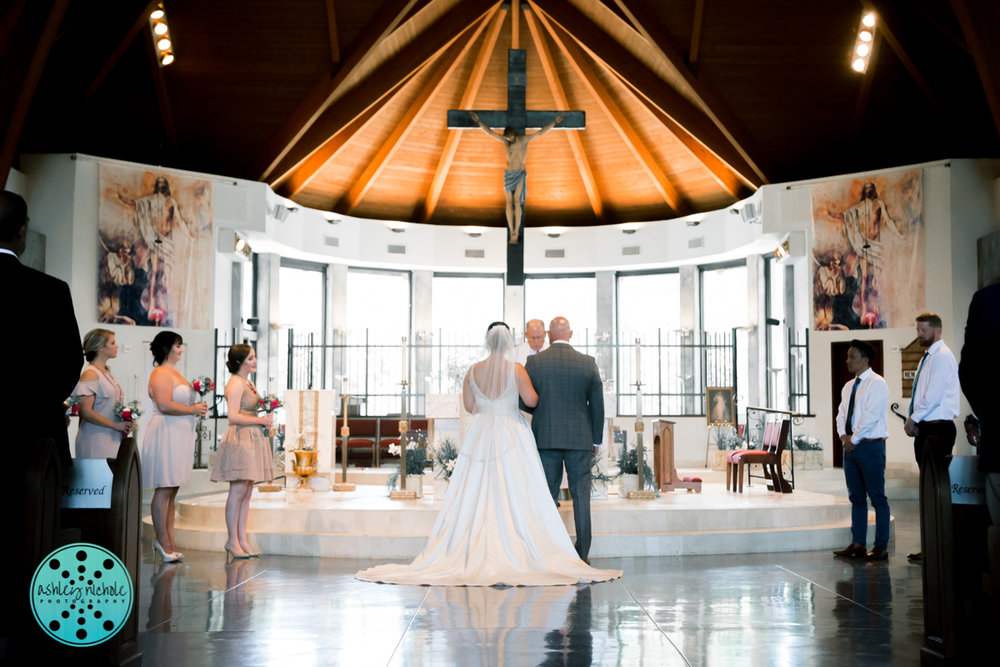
[
  {"xmin": 191, "ymin": 376, "xmax": 215, "ymax": 396},
  {"xmin": 590, "ymin": 454, "xmax": 615, "ymax": 491},
  {"xmin": 615, "ymin": 443, "xmax": 656, "ymax": 490},
  {"xmin": 114, "ymin": 401, "xmax": 143, "ymax": 422},
  {"xmin": 792, "ymin": 434, "xmax": 822, "ymax": 451},
  {"xmin": 386, "ymin": 439, "xmax": 428, "ymax": 491},
  {"xmin": 64, "ymin": 396, "xmax": 80, "ymax": 417},
  {"xmin": 258, "ymin": 394, "xmax": 282, "ymax": 413},
  {"xmin": 430, "ymin": 439, "xmax": 458, "ymax": 481}
]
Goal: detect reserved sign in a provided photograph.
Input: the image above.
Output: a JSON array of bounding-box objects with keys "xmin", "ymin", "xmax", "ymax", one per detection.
[
  {"xmin": 62, "ymin": 459, "xmax": 114, "ymax": 509},
  {"xmin": 949, "ymin": 456, "xmax": 985, "ymax": 505}
]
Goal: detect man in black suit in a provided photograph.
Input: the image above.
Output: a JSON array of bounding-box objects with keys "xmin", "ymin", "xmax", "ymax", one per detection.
[
  {"xmin": 0, "ymin": 190, "xmax": 82, "ymax": 654},
  {"xmin": 0, "ymin": 190, "xmax": 82, "ymax": 466},
  {"xmin": 526, "ymin": 316, "xmax": 604, "ymax": 563},
  {"xmin": 959, "ymin": 283, "xmax": 1000, "ymax": 525}
]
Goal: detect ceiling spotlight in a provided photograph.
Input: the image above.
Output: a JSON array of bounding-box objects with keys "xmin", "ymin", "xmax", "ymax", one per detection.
[
  {"xmin": 157, "ymin": 37, "xmax": 171, "ymax": 50},
  {"xmin": 547, "ymin": 232, "xmax": 561, "ymax": 238},
  {"xmin": 621, "ymin": 223, "xmax": 641, "ymax": 234},
  {"xmin": 323, "ymin": 212, "xmax": 340, "ymax": 223},
  {"xmin": 859, "ymin": 30, "xmax": 872, "ymax": 43},
  {"xmin": 153, "ymin": 22, "xmax": 168, "ymax": 35},
  {"xmin": 161, "ymin": 53, "xmax": 174, "ymax": 65},
  {"xmin": 151, "ymin": 8, "xmax": 164, "ymax": 20},
  {"xmin": 149, "ymin": 4, "xmax": 175, "ymax": 67},
  {"xmin": 850, "ymin": 11, "xmax": 877, "ymax": 74},
  {"xmin": 862, "ymin": 13, "xmax": 876, "ymax": 28},
  {"xmin": 389, "ymin": 224, "xmax": 406, "ymax": 233},
  {"xmin": 467, "ymin": 231, "xmax": 482, "ymax": 238},
  {"xmin": 855, "ymin": 43, "xmax": 870, "ymax": 57},
  {"xmin": 852, "ymin": 58, "xmax": 866, "ymax": 72}
]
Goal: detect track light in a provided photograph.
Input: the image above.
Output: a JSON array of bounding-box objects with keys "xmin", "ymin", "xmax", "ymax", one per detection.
[
  {"xmin": 851, "ymin": 11, "xmax": 877, "ymax": 74},
  {"xmin": 149, "ymin": 4, "xmax": 174, "ymax": 67}
]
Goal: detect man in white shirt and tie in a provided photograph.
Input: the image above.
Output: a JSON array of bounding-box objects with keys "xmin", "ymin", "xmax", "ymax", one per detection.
[
  {"xmin": 834, "ymin": 339, "xmax": 891, "ymax": 561},
  {"xmin": 903, "ymin": 312, "xmax": 960, "ymax": 562},
  {"xmin": 514, "ymin": 319, "xmax": 547, "ymax": 366}
]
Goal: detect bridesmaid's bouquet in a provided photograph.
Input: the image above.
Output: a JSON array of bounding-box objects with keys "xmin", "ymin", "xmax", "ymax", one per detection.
[
  {"xmin": 258, "ymin": 395, "xmax": 282, "ymax": 413},
  {"xmin": 63, "ymin": 396, "xmax": 80, "ymax": 417},
  {"xmin": 114, "ymin": 401, "xmax": 143, "ymax": 422},
  {"xmin": 191, "ymin": 376, "xmax": 215, "ymax": 396}
]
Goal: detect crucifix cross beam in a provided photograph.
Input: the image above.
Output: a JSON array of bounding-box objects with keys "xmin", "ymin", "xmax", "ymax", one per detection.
[{"xmin": 447, "ymin": 50, "xmax": 585, "ymax": 133}]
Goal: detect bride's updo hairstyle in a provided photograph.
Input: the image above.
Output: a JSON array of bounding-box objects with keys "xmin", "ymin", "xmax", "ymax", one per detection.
[{"xmin": 150, "ymin": 331, "xmax": 183, "ymax": 365}]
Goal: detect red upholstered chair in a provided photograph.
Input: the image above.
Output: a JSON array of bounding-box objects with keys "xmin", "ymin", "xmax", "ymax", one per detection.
[
  {"xmin": 729, "ymin": 417, "xmax": 792, "ymax": 493},
  {"xmin": 726, "ymin": 421, "xmax": 774, "ymax": 492}
]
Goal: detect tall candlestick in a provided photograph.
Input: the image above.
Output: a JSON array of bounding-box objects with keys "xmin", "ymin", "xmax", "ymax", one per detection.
[
  {"xmin": 341, "ymin": 376, "xmax": 348, "ymax": 395},
  {"xmin": 635, "ymin": 339, "xmax": 641, "ymax": 385},
  {"xmin": 401, "ymin": 337, "xmax": 408, "ymax": 382}
]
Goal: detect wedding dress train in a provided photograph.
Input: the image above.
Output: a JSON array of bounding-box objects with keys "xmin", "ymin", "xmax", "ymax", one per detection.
[{"xmin": 356, "ymin": 362, "xmax": 621, "ymax": 586}]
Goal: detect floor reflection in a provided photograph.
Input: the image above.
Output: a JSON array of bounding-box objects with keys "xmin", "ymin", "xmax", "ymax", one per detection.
[{"xmin": 134, "ymin": 500, "xmax": 928, "ymax": 666}]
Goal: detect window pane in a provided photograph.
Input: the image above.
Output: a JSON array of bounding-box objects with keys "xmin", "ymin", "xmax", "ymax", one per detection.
[
  {"xmin": 617, "ymin": 272, "xmax": 681, "ymax": 416},
  {"xmin": 430, "ymin": 275, "xmax": 504, "ymax": 393},
  {"xmin": 279, "ymin": 265, "xmax": 325, "ymax": 391},
  {"xmin": 345, "ymin": 269, "xmax": 411, "ymax": 415},
  {"xmin": 525, "ymin": 276, "xmax": 597, "ymax": 350},
  {"xmin": 701, "ymin": 264, "xmax": 747, "ymax": 332}
]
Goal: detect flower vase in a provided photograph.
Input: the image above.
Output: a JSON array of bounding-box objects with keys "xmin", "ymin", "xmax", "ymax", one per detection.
[
  {"xmin": 619, "ymin": 473, "xmax": 638, "ymax": 494},
  {"xmin": 404, "ymin": 474, "xmax": 423, "ymax": 498}
]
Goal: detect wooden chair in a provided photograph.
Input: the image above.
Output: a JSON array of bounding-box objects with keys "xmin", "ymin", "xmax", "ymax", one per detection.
[
  {"xmin": 729, "ymin": 417, "xmax": 793, "ymax": 493},
  {"xmin": 726, "ymin": 420, "xmax": 774, "ymax": 492}
]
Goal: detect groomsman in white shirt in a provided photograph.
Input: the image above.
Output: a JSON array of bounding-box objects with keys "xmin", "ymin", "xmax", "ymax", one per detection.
[
  {"xmin": 834, "ymin": 339, "xmax": 892, "ymax": 561},
  {"xmin": 515, "ymin": 319, "xmax": 547, "ymax": 366},
  {"xmin": 903, "ymin": 312, "xmax": 960, "ymax": 562}
]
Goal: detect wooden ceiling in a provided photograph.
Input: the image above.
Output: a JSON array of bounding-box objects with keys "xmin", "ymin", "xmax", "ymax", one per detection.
[{"xmin": 6, "ymin": 0, "xmax": 1000, "ymax": 229}]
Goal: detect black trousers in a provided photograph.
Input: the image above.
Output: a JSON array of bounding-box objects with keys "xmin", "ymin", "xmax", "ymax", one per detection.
[{"xmin": 913, "ymin": 420, "xmax": 957, "ymax": 466}]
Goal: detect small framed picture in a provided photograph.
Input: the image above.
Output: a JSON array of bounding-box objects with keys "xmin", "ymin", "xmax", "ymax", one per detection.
[{"xmin": 706, "ymin": 387, "xmax": 735, "ymax": 426}]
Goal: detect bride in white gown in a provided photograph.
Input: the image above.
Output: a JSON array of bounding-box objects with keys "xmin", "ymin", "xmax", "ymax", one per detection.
[{"xmin": 356, "ymin": 323, "xmax": 621, "ymax": 586}]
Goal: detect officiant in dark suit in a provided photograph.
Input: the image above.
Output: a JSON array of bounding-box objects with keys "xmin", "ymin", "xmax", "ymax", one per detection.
[
  {"xmin": 0, "ymin": 190, "xmax": 82, "ymax": 656},
  {"xmin": 526, "ymin": 316, "xmax": 604, "ymax": 563}
]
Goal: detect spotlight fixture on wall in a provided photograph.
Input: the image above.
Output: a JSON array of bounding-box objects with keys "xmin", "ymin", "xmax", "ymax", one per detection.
[
  {"xmin": 851, "ymin": 11, "xmax": 877, "ymax": 73},
  {"xmin": 620, "ymin": 223, "xmax": 641, "ymax": 235},
  {"xmin": 149, "ymin": 3, "xmax": 174, "ymax": 66},
  {"xmin": 234, "ymin": 233, "xmax": 252, "ymax": 261},
  {"xmin": 774, "ymin": 238, "xmax": 790, "ymax": 259},
  {"xmin": 388, "ymin": 223, "xmax": 406, "ymax": 233},
  {"xmin": 323, "ymin": 212, "xmax": 340, "ymax": 224}
]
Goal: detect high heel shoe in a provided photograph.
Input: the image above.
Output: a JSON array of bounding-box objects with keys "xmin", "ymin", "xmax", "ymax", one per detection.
[
  {"xmin": 152, "ymin": 540, "xmax": 182, "ymax": 564},
  {"xmin": 224, "ymin": 543, "xmax": 251, "ymax": 561}
]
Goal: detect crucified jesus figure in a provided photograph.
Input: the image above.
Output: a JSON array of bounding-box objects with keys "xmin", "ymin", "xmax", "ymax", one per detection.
[{"xmin": 469, "ymin": 111, "xmax": 565, "ymax": 244}]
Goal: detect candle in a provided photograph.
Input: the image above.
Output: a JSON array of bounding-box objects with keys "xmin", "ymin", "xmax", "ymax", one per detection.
[
  {"xmin": 635, "ymin": 339, "xmax": 641, "ymax": 385},
  {"xmin": 401, "ymin": 337, "xmax": 408, "ymax": 383},
  {"xmin": 341, "ymin": 376, "xmax": 348, "ymax": 395}
]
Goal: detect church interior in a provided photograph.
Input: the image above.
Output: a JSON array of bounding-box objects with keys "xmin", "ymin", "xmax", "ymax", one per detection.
[{"xmin": 4, "ymin": 0, "xmax": 1000, "ymax": 664}]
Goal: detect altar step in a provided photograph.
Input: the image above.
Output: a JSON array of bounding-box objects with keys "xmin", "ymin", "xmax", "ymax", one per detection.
[{"xmin": 149, "ymin": 481, "xmax": 895, "ymax": 559}]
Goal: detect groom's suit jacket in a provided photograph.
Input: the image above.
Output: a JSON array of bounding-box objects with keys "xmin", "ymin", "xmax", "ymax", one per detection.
[{"xmin": 525, "ymin": 342, "xmax": 604, "ymax": 450}]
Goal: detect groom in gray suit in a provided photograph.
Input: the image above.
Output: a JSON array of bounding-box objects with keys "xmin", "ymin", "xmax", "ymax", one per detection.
[{"xmin": 525, "ymin": 316, "xmax": 604, "ymax": 562}]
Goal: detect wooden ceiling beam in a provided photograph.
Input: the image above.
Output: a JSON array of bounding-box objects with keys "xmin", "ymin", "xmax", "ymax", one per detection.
[
  {"xmin": 524, "ymin": 8, "xmax": 604, "ymax": 221},
  {"xmin": 255, "ymin": 0, "xmax": 423, "ymax": 181},
  {"xmin": 340, "ymin": 7, "xmax": 498, "ymax": 213},
  {"xmin": 83, "ymin": 0, "xmax": 157, "ymax": 103},
  {"xmin": 267, "ymin": 0, "xmax": 498, "ymax": 191},
  {"xmin": 950, "ymin": 0, "xmax": 1000, "ymax": 140},
  {"xmin": 531, "ymin": 5, "xmax": 683, "ymax": 213},
  {"xmin": 0, "ymin": 0, "xmax": 70, "ymax": 190},
  {"xmin": 324, "ymin": 0, "xmax": 340, "ymax": 66},
  {"xmin": 421, "ymin": 7, "xmax": 506, "ymax": 223},
  {"xmin": 613, "ymin": 0, "xmax": 767, "ymax": 187},
  {"xmin": 536, "ymin": 0, "xmax": 764, "ymax": 190}
]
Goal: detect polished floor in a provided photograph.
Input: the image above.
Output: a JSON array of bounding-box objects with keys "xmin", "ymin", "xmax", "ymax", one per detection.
[{"xmin": 136, "ymin": 500, "xmax": 928, "ymax": 666}]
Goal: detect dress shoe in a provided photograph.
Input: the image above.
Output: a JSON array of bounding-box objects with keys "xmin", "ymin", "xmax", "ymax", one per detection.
[
  {"xmin": 907, "ymin": 552, "xmax": 922, "ymax": 561},
  {"xmin": 866, "ymin": 546, "xmax": 889, "ymax": 561},
  {"xmin": 833, "ymin": 543, "xmax": 866, "ymax": 558}
]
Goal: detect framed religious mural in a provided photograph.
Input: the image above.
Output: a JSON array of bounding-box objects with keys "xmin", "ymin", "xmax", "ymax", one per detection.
[
  {"xmin": 810, "ymin": 170, "xmax": 924, "ymax": 330},
  {"xmin": 97, "ymin": 165, "xmax": 213, "ymax": 328},
  {"xmin": 706, "ymin": 387, "xmax": 735, "ymax": 426}
]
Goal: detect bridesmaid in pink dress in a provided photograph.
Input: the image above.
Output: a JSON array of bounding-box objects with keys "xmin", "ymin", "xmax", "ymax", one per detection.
[
  {"xmin": 142, "ymin": 331, "xmax": 208, "ymax": 563},
  {"xmin": 211, "ymin": 345, "xmax": 273, "ymax": 559},
  {"xmin": 75, "ymin": 328, "xmax": 131, "ymax": 459}
]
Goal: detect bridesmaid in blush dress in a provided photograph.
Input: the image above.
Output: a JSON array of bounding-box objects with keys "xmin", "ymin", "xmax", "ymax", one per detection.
[
  {"xmin": 142, "ymin": 331, "xmax": 208, "ymax": 563},
  {"xmin": 210, "ymin": 344, "xmax": 273, "ymax": 559},
  {"xmin": 74, "ymin": 328, "xmax": 131, "ymax": 459}
]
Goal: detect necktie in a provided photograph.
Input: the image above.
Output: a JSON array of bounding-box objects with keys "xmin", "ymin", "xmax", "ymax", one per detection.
[
  {"xmin": 908, "ymin": 352, "xmax": 929, "ymax": 416},
  {"xmin": 845, "ymin": 377, "xmax": 861, "ymax": 435}
]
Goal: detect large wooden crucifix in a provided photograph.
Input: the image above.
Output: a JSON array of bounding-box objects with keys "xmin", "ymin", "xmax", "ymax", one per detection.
[{"xmin": 447, "ymin": 48, "xmax": 584, "ymax": 284}]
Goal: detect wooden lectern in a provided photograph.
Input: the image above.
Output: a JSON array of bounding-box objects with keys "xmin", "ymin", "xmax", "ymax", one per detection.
[{"xmin": 654, "ymin": 420, "xmax": 702, "ymax": 493}]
